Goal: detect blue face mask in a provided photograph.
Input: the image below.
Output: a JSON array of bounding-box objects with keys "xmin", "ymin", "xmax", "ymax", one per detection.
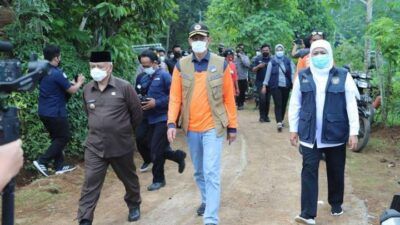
[
  {"xmin": 276, "ymin": 51, "xmax": 284, "ymax": 58},
  {"xmin": 311, "ymin": 54, "xmax": 330, "ymax": 69}
]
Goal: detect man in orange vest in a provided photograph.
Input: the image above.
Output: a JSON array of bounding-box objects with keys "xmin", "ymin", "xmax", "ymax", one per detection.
[{"xmin": 167, "ymin": 23, "xmax": 238, "ymax": 225}]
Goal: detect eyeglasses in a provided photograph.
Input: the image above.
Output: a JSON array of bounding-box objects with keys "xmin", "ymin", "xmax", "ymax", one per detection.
[{"xmin": 311, "ymin": 31, "xmax": 324, "ymax": 36}]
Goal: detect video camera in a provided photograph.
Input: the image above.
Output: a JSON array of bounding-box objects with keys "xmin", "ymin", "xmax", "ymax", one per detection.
[{"xmin": 0, "ymin": 40, "xmax": 50, "ymax": 225}]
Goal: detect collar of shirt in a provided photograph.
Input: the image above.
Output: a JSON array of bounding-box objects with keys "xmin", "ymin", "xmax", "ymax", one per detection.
[{"xmin": 191, "ymin": 51, "xmax": 210, "ymax": 72}]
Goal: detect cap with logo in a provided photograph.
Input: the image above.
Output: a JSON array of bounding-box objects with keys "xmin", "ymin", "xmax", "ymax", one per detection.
[{"xmin": 189, "ymin": 23, "xmax": 209, "ymax": 38}]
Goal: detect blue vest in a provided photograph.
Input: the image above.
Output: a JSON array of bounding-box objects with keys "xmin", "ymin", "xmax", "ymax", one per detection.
[
  {"xmin": 298, "ymin": 67, "xmax": 349, "ymax": 144},
  {"xmin": 268, "ymin": 57, "xmax": 292, "ymax": 88}
]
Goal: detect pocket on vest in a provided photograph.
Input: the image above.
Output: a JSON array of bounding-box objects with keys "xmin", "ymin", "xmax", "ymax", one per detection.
[
  {"xmin": 215, "ymin": 106, "xmax": 229, "ymax": 127},
  {"xmin": 325, "ymin": 113, "xmax": 348, "ymax": 141},
  {"xmin": 298, "ymin": 111, "xmax": 312, "ymax": 140},
  {"xmin": 210, "ymin": 78, "xmax": 223, "ymax": 100}
]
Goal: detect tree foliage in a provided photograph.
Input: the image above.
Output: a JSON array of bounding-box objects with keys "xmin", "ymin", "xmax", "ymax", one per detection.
[{"xmin": 206, "ymin": 0, "xmax": 334, "ymax": 53}]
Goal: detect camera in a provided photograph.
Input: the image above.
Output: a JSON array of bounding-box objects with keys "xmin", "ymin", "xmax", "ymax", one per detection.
[
  {"xmin": 0, "ymin": 40, "xmax": 49, "ymax": 225},
  {"xmin": 293, "ymin": 32, "xmax": 303, "ymax": 45}
]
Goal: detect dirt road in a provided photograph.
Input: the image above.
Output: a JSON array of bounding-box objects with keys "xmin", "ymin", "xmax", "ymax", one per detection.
[{"xmin": 14, "ymin": 107, "xmax": 369, "ymax": 225}]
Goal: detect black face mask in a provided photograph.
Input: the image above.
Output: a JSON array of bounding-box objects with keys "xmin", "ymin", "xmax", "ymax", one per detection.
[
  {"xmin": 173, "ymin": 51, "xmax": 182, "ymax": 58},
  {"xmin": 262, "ymin": 52, "xmax": 270, "ymax": 57}
]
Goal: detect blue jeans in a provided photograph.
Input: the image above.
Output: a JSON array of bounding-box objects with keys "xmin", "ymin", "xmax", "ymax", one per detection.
[{"xmin": 187, "ymin": 129, "xmax": 224, "ymax": 225}]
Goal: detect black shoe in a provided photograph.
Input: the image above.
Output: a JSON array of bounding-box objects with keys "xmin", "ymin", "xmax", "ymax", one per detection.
[
  {"xmin": 79, "ymin": 219, "xmax": 92, "ymax": 225},
  {"xmin": 139, "ymin": 162, "xmax": 152, "ymax": 172},
  {"xmin": 265, "ymin": 117, "xmax": 271, "ymax": 122},
  {"xmin": 237, "ymin": 106, "xmax": 244, "ymax": 110},
  {"xmin": 197, "ymin": 203, "xmax": 206, "ymax": 216},
  {"xmin": 331, "ymin": 205, "xmax": 344, "ymax": 216},
  {"xmin": 259, "ymin": 118, "xmax": 266, "ymax": 123},
  {"xmin": 176, "ymin": 150, "xmax": 186, "ymax": 173},
  {"xmin": 147, "ymin": 181, "xmax": 166, "ymax": 191},
  {"xmin": 277, "ymin": 122, "xmax": 283, "ymax": 133},
  {"xmin": 128, "ymin": 207, "xmax": 140, "ymax": 222}
]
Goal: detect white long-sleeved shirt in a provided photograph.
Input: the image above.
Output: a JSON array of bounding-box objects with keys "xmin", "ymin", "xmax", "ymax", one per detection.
[{"xmin": 288, "ymin": 72, "xmax": 360, "ymax": 149}]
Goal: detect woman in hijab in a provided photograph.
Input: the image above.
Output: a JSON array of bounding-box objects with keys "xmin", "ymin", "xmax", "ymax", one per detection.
[
  {"xmin": 288, "ymin": 40, "xmax": 359, "ymax": 225},
  {"xmin": 261, "ymin": 44, "xmax": 295, "ymax": 132}
]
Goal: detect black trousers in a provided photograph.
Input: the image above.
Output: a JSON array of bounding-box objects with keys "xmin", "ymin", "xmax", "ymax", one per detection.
[
  {"xmin": 237, "ymin": 79, "xmax": 248, "ymax": 107},
  {"xmin": 135, "ymin": 119, "xmax": 152, "ymax": 164},
  {"xmin": 300, "ymin": 144, "xmax": 346, "ymax": 219},
  {"xmin": 270, "ymin": 87, "xmax": 290, "ymax": 123},
  {"xmin": 257, "ymin": 82, "xmax": 271, "ymax": 120},
  {"xmin": 38, "ymin": 116, "xmax": 71, "ymax": 170},
  {"xmin": 77, "ymin": 150, "xmax": 141, "ymax": 221},
  {"xmin": 148, "ymin": 122, "xmax": 183, "ymax": 183}
]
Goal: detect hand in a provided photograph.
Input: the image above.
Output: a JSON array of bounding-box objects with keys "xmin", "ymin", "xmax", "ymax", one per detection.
[
  {"xmin": 235, "ymin": 89, "xmax": 240, "ymax": 96},
  {"xmin": 167, "ymin": 128, "xmax": 177, "ymax": 143},
  {"xmin": 258, "ymin": 63, "xmax": 266, "ymax": 68},
  {"xmin": 290, "ymin": 132, "xmax": 299, "ymax": 146},
  {"xmin": 227, "ymin": 132, "xmax": 237, "ymax": 145},
  {"xmin": 76, "ymin": 74, "xmax": 85, "ymax": 85},
  {"xmin": 0, "ymin": 139, "xmax": 23, "ymax": 191},
  {"xmin": 261, "ymin": 86, "xmax": 267, "ymax": 94},
  {"xmin": 141, "ymin": 98, "xmax": 156, "ymax": 110},
  {"xmin": 348, "ymin": 135, "xmax": 358, "ymax": 151}
]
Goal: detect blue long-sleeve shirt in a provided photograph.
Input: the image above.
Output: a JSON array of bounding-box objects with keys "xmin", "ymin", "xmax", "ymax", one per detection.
[{"xmin": 135, "ymin": 68, "xmax": 171, "ymax": 124}]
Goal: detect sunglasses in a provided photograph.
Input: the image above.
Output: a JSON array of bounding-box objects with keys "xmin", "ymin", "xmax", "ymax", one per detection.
[{"xmin": 311, "ymin": 31, "xmax": 324, "ymax": 36}]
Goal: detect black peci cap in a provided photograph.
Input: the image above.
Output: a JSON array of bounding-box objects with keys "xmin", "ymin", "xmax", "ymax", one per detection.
[
  {"xmin": 90, "ymin": 51, "xmax": 112, "ymax": 62},
  {"xmin": 189, "ymin": 23, "xmax": 209, "ymax": 38}
]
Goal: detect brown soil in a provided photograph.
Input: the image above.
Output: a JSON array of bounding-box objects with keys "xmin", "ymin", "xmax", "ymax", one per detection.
[{"xmin": 8, "ymin": 106, "xmax": 373, "ymax": 225}]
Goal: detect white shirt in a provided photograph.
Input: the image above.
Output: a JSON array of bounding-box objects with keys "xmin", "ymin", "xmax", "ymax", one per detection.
[{"xmin": 288, "ymin": 72, "xmax": 360, "ymax": 149}]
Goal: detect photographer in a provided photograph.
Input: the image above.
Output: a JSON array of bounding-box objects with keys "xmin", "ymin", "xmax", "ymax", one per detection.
[
  {"xmin": 0, "ymin": 139, "xmax": 23, "ymax": 191},
  {"xmin": 234, "ymin": 43, "xmax": 251, "ymax": 110},
  {"xmin": 136, "ymin": 50, "xmax": 186, "ymax": 191},
  {"xmin": 291, "ymin": 38, "xmax": 311, "ymax": 59},
  {"xmin": 33, "ymin": 44, "xmax": 85, "ymax": 177}
]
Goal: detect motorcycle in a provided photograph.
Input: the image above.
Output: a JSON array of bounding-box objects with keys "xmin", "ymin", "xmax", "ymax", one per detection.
[{"xmin": 351, "ymin": 71, "xmax": 373, "ymax": 152}]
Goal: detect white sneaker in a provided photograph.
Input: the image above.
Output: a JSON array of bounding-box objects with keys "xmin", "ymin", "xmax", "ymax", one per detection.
[
  {"xmin": 33, "ymin": 160, "xmax": 49, "ymax": 177},
  {"xmin": 295, "ymin": 215, "xmax": 316, "ymax": 225},
  {"xmin": 55, "ymin": 165, "xmax": 76, "ymax": 175}
]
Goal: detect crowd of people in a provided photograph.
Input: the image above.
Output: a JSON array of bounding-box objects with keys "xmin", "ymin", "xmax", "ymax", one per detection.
[{"xmin": 0, "ymin": 22, "xmax": 361, "ymax": 225}]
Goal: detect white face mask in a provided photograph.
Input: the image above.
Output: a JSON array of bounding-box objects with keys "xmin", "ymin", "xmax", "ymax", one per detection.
[
  {"xmin": 90, "ymin": 68, "xmax": 107, "ymax": 82},
  {"xmin": 191, "ymin": 41, "xmax": 207, "ymax": 53},
  {"xmin": 159, "ymin": 56, "xmax": 165, "ymax": 62},
  {"xmin": 143, "ymin": 67, "xmax": 155, "ymax": 75}
]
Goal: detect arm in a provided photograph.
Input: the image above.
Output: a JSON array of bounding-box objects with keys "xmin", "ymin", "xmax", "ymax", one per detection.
[
  {"xmin": 223, "ymin": 66, "xmax": 238, "ymax": 131},
  {"xmin": 290, "ymin": 60, "xmax": 296, "ymax": 81},
  {"xmin": 345, "ymin": 73, "xmax": 360, "ymax": 136},
  {"xmin": 291, "ymin": 43, "xmax": 299, "ymax": 57},
  {"xmin": 288, "ymin": 78, "xmax": 302, "ymax": 133},
  {"xmin": 125, "ymin": 85, "xmax": 143, "ymax": 128},
  {"xmin": 0, "ymin": 140, "xmax": 23, "ymax": 191},
  {"xmin": 240, "ymin": 54, "xmax": 251, "ymax": 68},
  {"xmin": 66, "ymin": 74, "xmax": 85, "ymax": 94},
  {"xmin": 155, "ymin": 73, "xmax": 171, "ymax": 110},
  {"xmin": 82, "ymin": 89, "xmax": 88, "ymax": 115},
  {"xmin": 263, "ymin": 61, "xmax": 273, "ymax": 86},
  {"xmin": 167, "ymin": 66, "xmax": 183, "ymax": 128},
  {"xmin": 345, "ymin": 73, "xmax": 360, "ymax": 150}
]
